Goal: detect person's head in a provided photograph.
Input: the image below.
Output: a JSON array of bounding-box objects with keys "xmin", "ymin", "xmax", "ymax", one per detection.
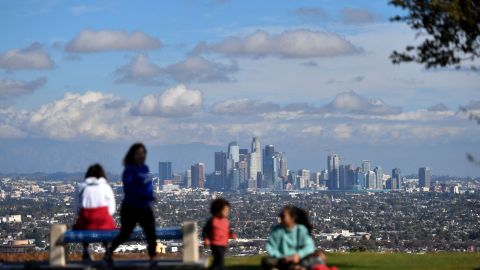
[
  {"xmin": 210, "ymin": 198, "xmax": 231, "ymax": 218},
  {"xmin": 123, "ymin": 143, "xmax": 147, "ymax": 166},
  {"xmin": 85, "ymin": 164, "xmax": 107, "ymax": 180},
  {"xmin": 280, "ymin": 205, "xmax": 297, "ymax": 228},
  {"xmin": 280, "ymin": 205, "xmax": 313, "ymax": 233}
]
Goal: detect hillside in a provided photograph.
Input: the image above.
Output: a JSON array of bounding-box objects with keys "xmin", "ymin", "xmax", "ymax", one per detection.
[
  {"xmin": 0, "ymin": 253, "xmax": 479, "ymax": 270},
  {"xmin": 225, "ymin": 253, "xmax": 480, "ymax": 270}
]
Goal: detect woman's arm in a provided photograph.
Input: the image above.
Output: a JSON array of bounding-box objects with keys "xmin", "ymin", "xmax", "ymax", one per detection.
[
  {"xmin": 296, "ymin": 227, "xmax": 315, "ymax": 259},
  {"xmin": 266, "ymin": 229, "xmax": 282, "ymax": 258}
]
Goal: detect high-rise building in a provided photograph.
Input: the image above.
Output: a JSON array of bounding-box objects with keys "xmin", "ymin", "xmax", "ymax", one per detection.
[
  {"xmin": 238, "ymin": 160, "xmax": 248, "ymax": 187},
  {"xmin": 277, "ymin": 152, "xmax": 288, "ymax": 178},
  {"xmin": 327, "ymin": 154, "xmax": 340, "ymax": 190},
  {"xmin": 184, "ymin": 169, "xmax": 191, "ymax": 187},
  {"xmin": 361, "ymin": 160, "xmax": 371, "ymax": 173},
  {"xmin": 355, "ymin": 170, "xmax": 366, "ymax": 190},
  {"xmin": 227, "ymin": 141, "xmax": 240, "ymax": 171},
  {"xmin": 229, "ymin": 168, "xmax": 240, "ymax": 191},
  {"xmin": 248, "ymin": 137, "xmax": 262, "ymax": 180},
  {"xmin": 191, "ymin": 163, "xmax": 205, "ymax": 188},
  {"xmin": 297, "ymin": 169, "xmax": 310, "ymax": 189},
  {"xmin": 158, "ymin": 162, "xmax": 172, "ymax": 186},
  {"xmin": 374, "ymin": 166, "xmax": 383, "ymax": 190},
  {"xmin": 214, "ymin": 151, "xmax": 227, "ymax": 190},
  {"xmin": 391, "ymin": 168, "xmax": 401, "ymax": 190},
  {"xmin": 367, "ymin": 171, "xmax": 376, "ymax": 189},
  {"xmin": 263, "ymin": 145, "xmax": 276, "ymax": 188},
  {"xmin": 419, "ymin": 167, "xmax": 431, "ymax": 190}
]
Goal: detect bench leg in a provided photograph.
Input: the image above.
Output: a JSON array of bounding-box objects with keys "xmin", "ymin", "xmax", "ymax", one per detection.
[
  {"xmin": 182, "ymin": 221, "xmax": 199, "ymax": 263},
  {"xmin": 50, "ymin": 224, "xmax": 67, "ymax": 266}
]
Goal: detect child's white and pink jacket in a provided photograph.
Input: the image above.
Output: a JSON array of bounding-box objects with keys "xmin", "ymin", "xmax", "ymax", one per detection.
[{"xmin": 73, "ymin": 177, "xmax": 117, "ymax": 230}]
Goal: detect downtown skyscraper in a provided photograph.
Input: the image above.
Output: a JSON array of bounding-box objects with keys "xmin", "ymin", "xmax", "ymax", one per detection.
[
  {"xmin": 158, "ymin": 161, "xmax": 172, "ymax": 186},
  {"xmin": 419, "ymin": 167, "xmax": 432, "ymax": 190},
  {"xmin": 248, "ymin": 137, "xmax": 262, "ymax": 183},
  {"xmin": 328, "ymin": 154, "xmax": 340, "ymax": 190}
]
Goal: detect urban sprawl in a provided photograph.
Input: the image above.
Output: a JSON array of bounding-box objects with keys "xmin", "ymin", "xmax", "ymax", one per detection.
[{"xmin": 0, "ymin": 137, "xmax": 479, "ymax": 256}]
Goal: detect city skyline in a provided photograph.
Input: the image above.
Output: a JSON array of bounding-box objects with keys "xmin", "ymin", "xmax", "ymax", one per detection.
[{"xmin": 156, "ymin": 136, "xmax": 441, "ymax": 191}]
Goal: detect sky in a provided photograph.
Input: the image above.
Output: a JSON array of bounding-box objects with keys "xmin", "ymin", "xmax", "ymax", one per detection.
[{"xmin": 0, "ymin": 0, "xmax": 479, "ymax": 176}]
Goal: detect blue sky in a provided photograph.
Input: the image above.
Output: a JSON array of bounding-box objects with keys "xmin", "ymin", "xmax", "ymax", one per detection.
[{"xmin": 0, "ymin": 0, "xmax": 479, "ymax": 176}]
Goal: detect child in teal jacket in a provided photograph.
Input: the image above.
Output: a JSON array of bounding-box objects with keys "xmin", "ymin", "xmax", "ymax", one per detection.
[{"xmin": 263, "ymin": 206, "xmax": 316, "ymax": 270}]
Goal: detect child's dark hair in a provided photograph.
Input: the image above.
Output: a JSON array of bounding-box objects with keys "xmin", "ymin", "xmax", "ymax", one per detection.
[
  {"xmin": 123, "ymin": 143, "xmax": 147, "ymax": 166},
  {"xmin": 281, "ymin": 205, "xmax": 313, "ymax": 234},
  {"xmin": 85, "ymin": 164, "xmax": 107, "ymax": 179},
  {"xmin": 210, "ymin": 198, "xmax": 230, "ymax": 216}
]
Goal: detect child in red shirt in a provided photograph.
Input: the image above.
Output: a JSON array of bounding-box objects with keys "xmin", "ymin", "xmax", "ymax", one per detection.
[{"xmin": 202, "ymin": 198, "xmax": 236, "ymax": 270}]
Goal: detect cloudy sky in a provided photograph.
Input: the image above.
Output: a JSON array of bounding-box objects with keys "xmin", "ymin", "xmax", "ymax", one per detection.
[{"xmin": 0, "ymin": 0, "xmax": 479, "ymax": 176}]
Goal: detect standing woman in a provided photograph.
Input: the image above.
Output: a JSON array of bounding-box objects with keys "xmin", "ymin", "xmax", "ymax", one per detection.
[
  {"xmin": 104, "ymin": 143, "xmax": 157, "ymax": 264},
  {"xmin": 73, "ymin": 164, "xmax": 116, "ymax": 261}
]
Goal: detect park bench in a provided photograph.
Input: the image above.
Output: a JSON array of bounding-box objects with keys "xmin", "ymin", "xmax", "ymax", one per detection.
[{"xmin": 48, "ymin": 221, "xmax": 207, "ymax": 269}]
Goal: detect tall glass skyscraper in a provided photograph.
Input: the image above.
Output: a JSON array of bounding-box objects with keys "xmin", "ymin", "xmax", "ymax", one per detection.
[
  {"xmin": 374, "ymin": 166, "xmax": 383, "ymax": 190},
  {"xmin": 214, "ymin": 151, "xmax": 227, "ymax": 190},
  {"xmin": 419, "ymin": 167, "xmax": 431, "ymax": 189},
  {"xmin": 158, "ymin": 161, "xmax": 172, "ymax": 186},
  {"xmin": 191, "ymin": 163, "xmax": 205, "ymax": 188},
  {"xmin": 263, "ymin": 145, "xmax": 276, "ymax": 188},
  {"xmin": 391, "ymin": 168, "xmax": 401, "ymax": 190},
  {"xmin": 248, "ymin": 137, "xmax": 262, "ymax": 181},
  {"xmin": 327, "ymin": 154, "xmax": 340, "ymax": 190}
]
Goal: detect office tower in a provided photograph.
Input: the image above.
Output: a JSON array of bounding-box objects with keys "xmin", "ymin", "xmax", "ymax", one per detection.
[
  {"xmin": 214, "ymin": 151, "xmax": 227, "ymax": 190},
  {"xmin": 297, "ymin": 169, "xmax": 310, "ymax": 189},
  {"xmin": 158, "ymin": 162, "xmax": 172, "ymax": 186},
  {"xmin": 367, "ymin": 171, "xmax": 376, "ymax": 189},
  {"xmin": 361, "ymin": 160, "xmax": 371, "ymax": 173},
  {"xmin": 238, "ymin": 160, "xmax": 248, "ymax": 187},
  {"xmin": 229, "ymin": 168, "xmax": 240, "ymax": 191},
  {"xmin": 327, "ymin": 154, "xmax": 340, "ymax": 190},
  {"xmin": 239, "ymin": 148, "xmax": 249, "ymax": 160},
  {"xmin": 288, "ymin": 171, "xmax": 297, "ymax": 187},
  {"xmin": 256, "ymin": 172, "xmax": 264, "ymax": 189},
  {"xmin": 374, "ymin": 166, "xmax": 383, "ymax": 190},
  {"xmin": 319, "ymin": 170, "xmax": 329, "ymax": 187},
  {"xmin": 227, "ymin": 141, "xmax": 240, "ymax": 171},
  {"xmin": 419, "ymin": 167, "xmax": 431, "ymax": 190},
  {"xmin": 191, "ymin": 163, "xmax": 205, "ymax": 188},
  {"xmin": 277, "ymin": 152, "xmax": 288, "ymax": 178},
  {"xmin": 184, "ymin": 169, "xmax": 191, "ymax": 187},
  {"xmin": 263, "ymin": 145, "xmax": 276, "ymax": 188},
  {"xmin": 312, "ymin": 172, "xmax": 321, "ymax": 186},
  {"xmin": 356, "ymin": 170, "xmax": 367, "ymax": 190},
  {"xmin": 391, "ymin": 168, "xmax": 401, "ymax": 190},
  {"xmin": 248, "ymin": 137, "xmax": 263, "ymax": 180}
]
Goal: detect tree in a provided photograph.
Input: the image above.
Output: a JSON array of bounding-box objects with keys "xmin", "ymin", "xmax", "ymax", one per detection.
[{"xmin": 389, "ymin": 0, "xmax": 480, "ymax": 70}]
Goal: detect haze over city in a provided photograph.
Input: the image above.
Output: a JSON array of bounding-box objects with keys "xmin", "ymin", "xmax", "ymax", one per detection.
[{"xmin": 0, "ymin": 0, "xmax": 479, "ymax": 176}]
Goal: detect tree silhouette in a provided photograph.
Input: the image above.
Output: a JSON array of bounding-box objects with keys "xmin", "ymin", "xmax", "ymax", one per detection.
[{"xmin": 389, "ymin": 0, "xmax": 480, "ymax": 70}]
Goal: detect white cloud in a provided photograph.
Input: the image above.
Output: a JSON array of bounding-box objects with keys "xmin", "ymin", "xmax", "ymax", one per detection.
[
  {"xmin": 340, "ymin": 8, "xmax": 378, "ymax": 24},
  {"xmin": 427, "ymin": 103, "xmax": 449, "ymax": 112},
  {"xmin": 301, "ymin": 126, "xmax": 323, "ymax": 135},
  {"xmin": 66, "ymin": 29, "xmax": 162, "ymax": 52},
  {"xmin": 165, "ymin": 56, "xmax": 238, "ymax": 82},
  {"xmin": 211, "ymin": 98, "xmax": 280, "ymax": 115},
  {"xmin": 333, "ymin": 124, "xmax": 352, "ymax": 139},
  {"xmin": 115, "ymin": 54, "xmax": 163, "ymax": 86},
  {"xmin": 0, "ymin": 77, "xmax": 47, "ymax": 99},
  {"xmin": 294, "ymin": 7, "xmax": 329, "ymax": 22},
  {"xmin": 322, "ymin": 90, "xmax": 401, "ymax": 115},
  {"xmin": 115, "ymin": 54, "xmax": 238, "ymax": 85},
  {"xmin": 28, "ymin": 91, "xmax": 125, "ymax": 140},
  {"xmin": 191, "ymin": 29, "xmax": 360, "ymax": 58},
  {"xmin": 131, "ymin": 84, "xmax": 203, "ymax": 117},
  {"xmin": 0, "ymin": 43, "xmax": 54, "ymax": 71}
]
